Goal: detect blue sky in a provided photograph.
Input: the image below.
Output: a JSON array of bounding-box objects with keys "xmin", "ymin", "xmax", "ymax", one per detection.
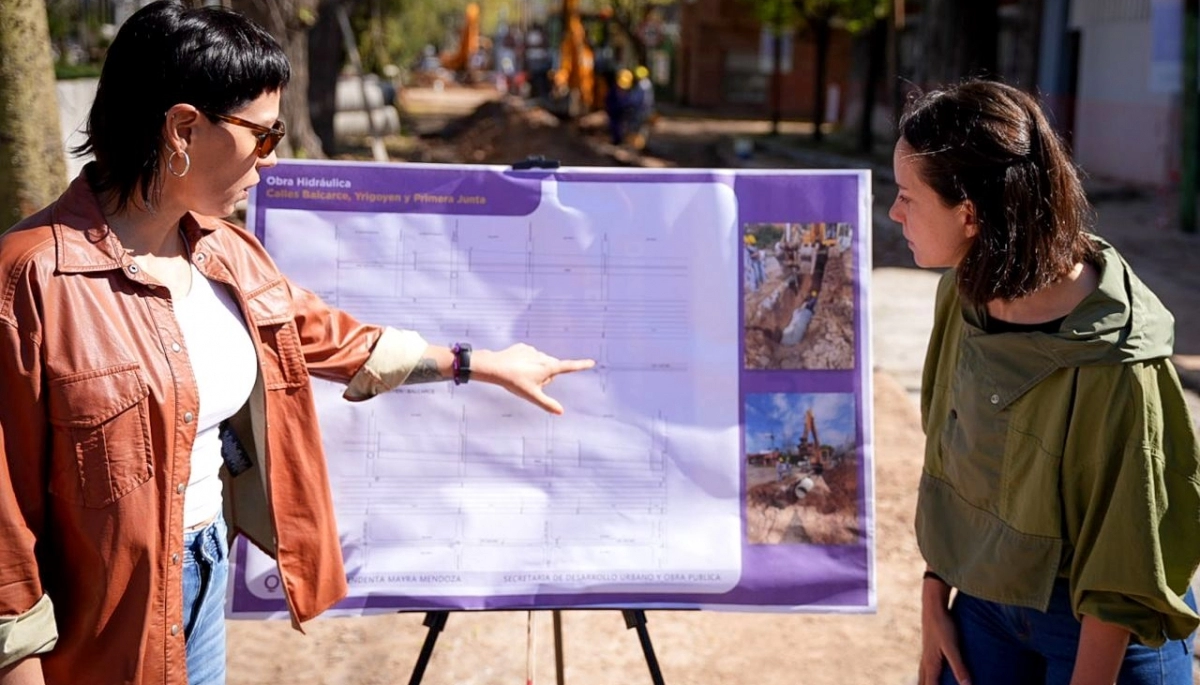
[{"xmin": 744, "ymin": 393, "xmax": 857, "ymax": 454}]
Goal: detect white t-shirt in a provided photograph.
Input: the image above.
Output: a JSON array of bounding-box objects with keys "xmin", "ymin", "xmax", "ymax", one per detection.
[{"xmin": 174, "ymin": 263, "xmax": 257, "ymax": 528}]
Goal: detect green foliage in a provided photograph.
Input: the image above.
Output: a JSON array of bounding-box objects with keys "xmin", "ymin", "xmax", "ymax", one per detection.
[
  {"xmin": 45, "ymin": 0, "xmax": 112, "ymax": 66},
  {"xmin": 748, "ymin": 223, "xmax": 785, "ymax": 248},
  {"xmin": 45, "ymin": 0, "xmax": 76, "ymax": 43},
  {"xmin": 741, "ymin": 0, "xmax": 801, "ymax": 32},
  {"xmin": 826, "ymin": 0, "xmax": 890, "ymax": 34},
  {"xmin": 54, "ymin": 62, "xmax": 103, "ymax": 80},
  {"xmin": 737, "ymin": 0, "xmax": 889, "ymax": 34},
  {"xmin": 352, "ymin": 0, "xmax": 472, "ymax": 75}
]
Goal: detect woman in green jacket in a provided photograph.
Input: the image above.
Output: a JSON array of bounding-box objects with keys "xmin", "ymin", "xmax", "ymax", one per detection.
[{"xmin": 890, "ymin": 79, "xmax": 1200, "ymax": 685}]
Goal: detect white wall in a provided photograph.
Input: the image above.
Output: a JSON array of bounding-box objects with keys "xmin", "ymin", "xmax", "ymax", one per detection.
[
  {"xmin": 1070, "ymin": 1, "xmax": 1177, "ymax": 185},
  {"xmin": 55, "ymin": 78, "xmax": 98, "ymax": 183}
]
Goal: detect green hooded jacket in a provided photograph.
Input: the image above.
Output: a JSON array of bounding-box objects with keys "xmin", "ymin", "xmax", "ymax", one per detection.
[{"xmin": 917, "ymin": 237, "xmax": 1200, "ymax": 646}]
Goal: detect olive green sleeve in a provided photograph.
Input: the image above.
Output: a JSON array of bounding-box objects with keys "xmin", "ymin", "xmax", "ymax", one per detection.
[{"xmin": 1062, "ymin": 360, "xmax": 1200, "ymax": 646}]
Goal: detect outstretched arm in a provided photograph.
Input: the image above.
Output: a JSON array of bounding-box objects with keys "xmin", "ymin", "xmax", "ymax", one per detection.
[{"xmin": 403, "ymin": 343, "xmax": 595, "ymax": 415}]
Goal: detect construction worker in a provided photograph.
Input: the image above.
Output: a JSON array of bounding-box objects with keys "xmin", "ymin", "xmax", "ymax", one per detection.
[
  {"xmin": 627, "ymin": 65, "xmax": 655, "ymax": 149},
  {"xmin": 744, "ymin": 234, "xmax": 765, "ymax": 292},
  {"xmin": 604, "ymin": 69, "xmax": 631, "ymax": 144}
]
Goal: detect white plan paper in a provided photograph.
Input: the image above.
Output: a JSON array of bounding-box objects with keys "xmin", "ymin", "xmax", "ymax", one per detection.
[{"xmin": 240, "ymin": 176, "xmax": 744, "ymax": 602}]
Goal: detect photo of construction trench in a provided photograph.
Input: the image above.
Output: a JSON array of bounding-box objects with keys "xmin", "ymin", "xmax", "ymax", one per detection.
[
  {"xmin": 743, "ymin": 222, "xmax": 856, "ymax": 370},
  {"xmin": 743, "ymin": 393, "xmax": 862, "ymax": 546}
]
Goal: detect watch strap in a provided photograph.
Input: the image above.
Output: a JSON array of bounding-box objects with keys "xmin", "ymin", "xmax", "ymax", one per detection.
[{"xmin": 452, "ymin": 342, "xmax": 472, "ymax": 385}]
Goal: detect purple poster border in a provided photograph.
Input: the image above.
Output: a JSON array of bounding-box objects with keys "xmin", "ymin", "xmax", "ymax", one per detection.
[{"xmin": 237, "ymin": 162, "xmax": 874, "ymax": 616}]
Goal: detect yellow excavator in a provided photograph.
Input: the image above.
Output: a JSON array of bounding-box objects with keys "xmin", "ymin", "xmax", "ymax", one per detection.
[
  {"xmin": 799, "ymin": 408, "xmax": 824, "ymax": 475},
  {"xmin": 550, "ymin": 0, "xmax": 596, "ymax": 116},
  {"xmin": 440, "ymin": 3, "xmax": 481, "ymax": 77}
]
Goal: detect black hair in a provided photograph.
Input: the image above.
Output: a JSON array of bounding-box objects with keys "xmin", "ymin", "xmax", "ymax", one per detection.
[
  {"xmin": 75, "ymin": 0, "xmax": 290, "ymax": 212},
  {"xmin": 898, "ymin": 80, "xmax": 1097, "ymax": 305}
]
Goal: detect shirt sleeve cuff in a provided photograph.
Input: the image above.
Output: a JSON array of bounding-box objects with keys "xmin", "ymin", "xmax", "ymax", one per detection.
[
  {"xmin": 342, "ymin": 327, "xmax": 429, "ymax": 401},
  {"xmin": 1076, "ymin": 589, "xmax": 1197, "ymax": 648},
  {"xmin": 0, "ymin": 594, "xmax": 58, "ymax": 669}
]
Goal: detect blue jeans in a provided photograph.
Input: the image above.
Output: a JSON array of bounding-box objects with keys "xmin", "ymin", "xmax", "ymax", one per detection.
[
  {"xmin": 941, "ymin": 580, "xmax": 1196, "ymax": 685},
  {"xmin": 183, "ymin": 514, "xmax": 229, "ymax": 685}
]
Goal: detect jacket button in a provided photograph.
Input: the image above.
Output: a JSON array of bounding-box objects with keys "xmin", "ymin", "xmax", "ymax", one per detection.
[
  {"xmin": 196, "ymin": 253, "xmax": 206, "ymax": 262},
  {"xmin": 170, "ymin": 624, "xmax": 180, "ymax": 636},
  {"xmin": 176, "ymin": 483, "xmax": 186, "ymax": 494},
  {"xmin": 989, "ymin": 394, "xmax": 1000, "ymax": 405},
  {"xmin": 171, "ymin": 343, "xmax": 181, "ymax": 353},
  {"xmin": 949, "ymin": 409, "xmax": 957, "ymax": 420},
  {"xmin": 171, "ymin": 553, "xmax": 179, "ymax": 565},
  {"xmin": 184, "ymin": 412, "xmax": 195, "ymax": 423},
  {"xmin": 127, "ymin": 264, "xmax": 139, "ymax": 274}
]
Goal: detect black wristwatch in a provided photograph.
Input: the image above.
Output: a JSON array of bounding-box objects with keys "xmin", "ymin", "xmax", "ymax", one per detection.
[{"xmin": 451, "ymin": 342, "xmax": 472, "ymax": 385}]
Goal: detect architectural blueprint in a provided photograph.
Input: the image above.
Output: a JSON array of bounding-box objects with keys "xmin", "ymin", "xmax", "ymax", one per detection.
[
  {"xmin": 233, "ymin": 162, "xmax": 874, "ymax": 616},
  {"xmin": 244, "ymin": 173, "xmax": 742, "ymax": 603}
]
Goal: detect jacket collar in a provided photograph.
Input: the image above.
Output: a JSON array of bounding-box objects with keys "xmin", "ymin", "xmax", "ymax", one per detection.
[
  {"xmin": 952, "ymin": 235, "xmax": 1174, "ymax": 411},
  {"xmin": 52, "ymin": 168, "xmax": 221, "ymax": 274}
]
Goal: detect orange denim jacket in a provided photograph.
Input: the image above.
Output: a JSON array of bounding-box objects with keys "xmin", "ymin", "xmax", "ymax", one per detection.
[{"xmin": 0, "ymin": 173, "xmax": 426, "ymax": 684}]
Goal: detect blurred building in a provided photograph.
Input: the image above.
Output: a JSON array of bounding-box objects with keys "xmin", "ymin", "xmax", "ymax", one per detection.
[
  {"xmin": 1047, "ymin": 0, "xmax": 1178, "ymax": 186},
  {"xmin": 677, "ymin": 0, "xmax": 854, "ymax": 121},
  {"xmin": 892, "ymin": 0, "xmax": 1179, "ymax": 187},
  {"xmin": 894, "ymin": 0, "xmax": 1175, "ymax": 186}
]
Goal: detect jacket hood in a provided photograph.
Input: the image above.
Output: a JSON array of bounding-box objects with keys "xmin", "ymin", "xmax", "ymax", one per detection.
[
  {"xmin": 959, "ymin": 236, "xmax": 1174, "ymax": 369},
  {"xmin": 1056, "ymin": 236, "xmax": 1174, "ymax": 364}
]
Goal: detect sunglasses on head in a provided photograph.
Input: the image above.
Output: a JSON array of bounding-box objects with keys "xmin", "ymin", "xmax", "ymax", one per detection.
[{"xmin": 205, "ymin": 112, "xmax": 286, "ymax": 158}]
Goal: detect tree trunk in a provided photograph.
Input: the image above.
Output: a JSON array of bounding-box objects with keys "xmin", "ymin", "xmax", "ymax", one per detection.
[
  {"xmin": 858, "ymin": 15, "xmax": 888, "ymax": 154},
  {"xmin": 231, "ymin": 0, "xmax": 325, "ymax": 159},
  {"xmin": 308, "ymin": 0, "xmax": 345, "ymax": 156},
  {"xmin": 770, "ymin": 9, "xmax": 784, "ymax": 136},
  {"xmin": 962, "ymin": 0, "xmax": 999, "ymax": 78},
  {"xmin": 917, "ymin": 0, "xmax": 999, "ymax": 85},
  {"xmin": 811, "ymin": 18, "xmax": 831, "ymax": 143},
  {"xmin": 0, "ymin": 0, "xmax": 67, "ymax": 228}
]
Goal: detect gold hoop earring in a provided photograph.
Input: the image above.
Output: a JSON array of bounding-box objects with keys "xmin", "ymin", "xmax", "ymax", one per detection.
[{"xmin": 167, "ymin": 149, "xmax": 191, "ymax": 178}]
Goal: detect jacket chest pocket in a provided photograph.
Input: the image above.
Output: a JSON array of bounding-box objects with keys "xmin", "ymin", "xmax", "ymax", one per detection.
[
  {"xmin": 246, "ymin": 280, "xmax": 307, "ymax": 390},
  {"xmin": 47, "ymin": 364, "xmax": 153, "ymax": 508}
]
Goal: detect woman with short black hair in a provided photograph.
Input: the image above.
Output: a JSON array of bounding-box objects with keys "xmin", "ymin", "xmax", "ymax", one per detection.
[
  {"xmin": 892, "ymin": 79, "xmax": 1200, "ymax": 685},
  {"xmin": 0, "ymin": 3, "xmax": 591, "ymax": 684}
]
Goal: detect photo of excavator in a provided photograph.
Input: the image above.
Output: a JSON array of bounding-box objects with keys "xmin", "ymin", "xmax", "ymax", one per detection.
[
  {"xmin": 797, "ymin": 407, "xmax": 827, "ymax": 476},
  {"xmin": 743, "ymin": 221, "xmax": 856, "ymax": 370},
  {"xmin": 743, "ymin": 393, "xmax": 861, "ymax": 546}
]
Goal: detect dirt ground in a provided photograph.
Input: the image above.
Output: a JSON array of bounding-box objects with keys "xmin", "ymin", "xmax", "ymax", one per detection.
[{"xmin": 745, "ymin": 456, "xmax": 861, "ymax": 546}]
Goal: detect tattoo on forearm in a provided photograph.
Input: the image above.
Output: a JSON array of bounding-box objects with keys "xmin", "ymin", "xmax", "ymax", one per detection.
[{"xmin": 404, "ymin": 357, "xmax": 445, "ymax": 385}]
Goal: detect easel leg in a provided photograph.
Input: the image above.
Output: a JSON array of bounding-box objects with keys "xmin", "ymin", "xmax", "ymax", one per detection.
[
  {"xmin": 622, "ymin": 609, "xmax": 666, "ymax": 685},
  {"xmin": 408, "ymin": 611, "xmax": 449, "ymax": 685},
  {"xmin": 553, "ymin": 610, "xmax": 566, "ymax": 685}
]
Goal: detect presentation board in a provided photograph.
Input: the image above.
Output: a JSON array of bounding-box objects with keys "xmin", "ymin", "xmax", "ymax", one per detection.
[{"xmin": 230, "ymin": 160, "xmax": 874, "ymax": 617}]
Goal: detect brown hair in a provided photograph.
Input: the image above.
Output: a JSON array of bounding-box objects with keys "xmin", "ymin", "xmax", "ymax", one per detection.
[{"xmin": 898, "ymin": 80, "xmax": 1097, "ymax": 305}]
